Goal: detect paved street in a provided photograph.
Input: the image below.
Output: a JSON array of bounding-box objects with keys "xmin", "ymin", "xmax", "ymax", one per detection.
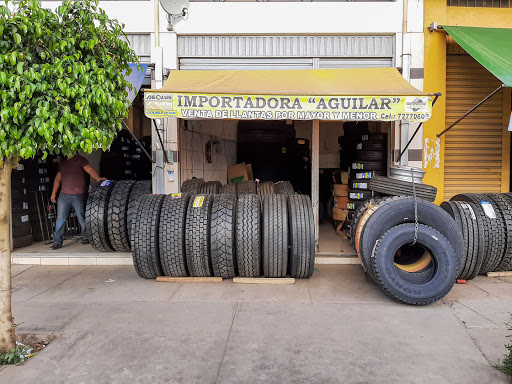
[{"xmin": 0, "ymin": 264, "xmax": 510, "ymax": 384}]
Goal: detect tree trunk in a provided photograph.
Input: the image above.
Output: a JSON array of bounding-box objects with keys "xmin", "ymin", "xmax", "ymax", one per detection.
[{"xmin": 0, "ymin": 156, "xmax": 15, "ymax": 353}]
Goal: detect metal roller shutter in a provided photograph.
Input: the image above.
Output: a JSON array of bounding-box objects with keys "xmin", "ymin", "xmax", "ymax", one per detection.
[{"xmin": 444, "ymin": 53, "xmax": 510, "ymax": 201}]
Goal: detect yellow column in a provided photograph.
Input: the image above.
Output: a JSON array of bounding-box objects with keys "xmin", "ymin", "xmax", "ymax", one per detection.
[{"xmin": 423, "ymin": 0, "xmax": 447, "ymax": 205}]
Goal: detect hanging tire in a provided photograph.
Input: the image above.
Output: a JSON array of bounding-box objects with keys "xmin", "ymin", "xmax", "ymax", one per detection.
[
  {"xmin": 358, "ymin": 198, "xmax": 463, "ymax": 280},
  {"xmin": 355, "ymin": 150, "xmax": 386, "ymax": 162},
  {"xmin": 159, "ymin": 193, "xmax": 191, "ymax": 277},
  {"xmin": 257, "ymin": 181, "xmax": 275, "ymax": 197},
  {"xmin": 288, "ymin": 195, "xmax": 315, "ymax": 278},
  {"xmin": 451, "ymin": 193, "xmax": 504, "ymax": 274},
  {"xmin": 199, "ymin": 181, "xmax": 221, "ymax": 195},
  {"xmin": 237, "ymin": 180, "xmax": 257, "ymax": 195},
  {"xmin": 182, "ymin": 178, "xmax": 205, "ymax": 194},
  {"xmin": 236, "ymin": 194, "xmax": 261, "ymax": 277},
  {"xmin": 185, "ymin": 194, "xmax": 214, "ymax": 277},
  {"xmin": 485, "ymin": 193, "xmax": 512, "ymax": 272},
  {"xmin": 369, "ymin": 176, "xmax": 437, "ymax": 202},
  {"xmin": 440, "ymin": 201, "xmax": 483, "ymax": 280},
  {"xmin": 126, "ymin": 180, "xmax": 152, "ymax": 241},
  {"xmin": 106, "ymin": 180, "xmax": 136, "ymax": 251},
  {"xmin": 262, "ymin": 195, "xmax": 288, "ymax": 278},
  {"xmin": 210, "ymin": 194, "xmax": 237, "ymax": 278},
  {"xmin": 131, "ymin": 194, "xmax": 165, "ymax": 279},
  {"xmin": 274, "ymin": 181, "xmax": 294, "ymax": 195},
  {"xmin": 85, "ymin": 181, "xmax": 116, "ymax": 252},
  {"xmin": 219, "ymin": 183, "xmax": 237, "ymax": 195},
  {"xmin": 371, "ymin": 223, "xmax": 457, "ymax": 305}
]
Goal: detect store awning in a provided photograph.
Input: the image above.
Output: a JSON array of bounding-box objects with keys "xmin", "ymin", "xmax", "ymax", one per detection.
[
  {"xmin": 443, "ymin": 26, "xmax": 512, "ymax": 87},
  {"xmin": 144, "ymin": 68, "xmax": 433, "ymax": 122}
]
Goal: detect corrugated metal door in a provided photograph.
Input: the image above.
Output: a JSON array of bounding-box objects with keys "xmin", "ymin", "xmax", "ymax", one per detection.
[{"xmin": 444, "ymin": 53, "xmax": 511, "ymax": 200}]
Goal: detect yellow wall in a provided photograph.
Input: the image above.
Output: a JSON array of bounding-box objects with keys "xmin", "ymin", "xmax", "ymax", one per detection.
[{"xmin": 423, "ymin": 2, "xmax": 512, "ymax": 204}]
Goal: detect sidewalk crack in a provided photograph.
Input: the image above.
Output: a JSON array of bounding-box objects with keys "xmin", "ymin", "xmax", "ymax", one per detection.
[
  {"xmin": 215, "ymin": 302, "xmax": 239, "ymax": 384},
  {"xmin": 27, "ymin": 266, "xmax": 93, "ymax": 301}
]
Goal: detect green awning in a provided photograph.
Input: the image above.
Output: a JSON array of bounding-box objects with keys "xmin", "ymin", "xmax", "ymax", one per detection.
[{"xmin": 443, "ymin": 26, "xmax": 512, "ymax": 87}]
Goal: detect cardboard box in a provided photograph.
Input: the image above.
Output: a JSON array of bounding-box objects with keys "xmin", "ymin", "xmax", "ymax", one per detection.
[
  {"xmin": 333, "ymin": 207, "xmax": 348, "ymax": 221},
  {"xmin": 228, "ymin": 163, "xmax": 253, "ymax": 184},
  {"xmin": 333, "ymin": 184, "xmax": 349, "ymax": 197},
  {"xmin": 332, "ymin": 170, "xmax": 349, "ymax": 184},
  {"xmin": 333, "ymin": 196, "xmax": 349, "ymax": 208}
]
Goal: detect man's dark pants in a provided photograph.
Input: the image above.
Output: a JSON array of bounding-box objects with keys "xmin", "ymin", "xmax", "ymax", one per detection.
[{"xmin": 53, "ymin": 193, "xmax": 86, "ymax": 246}]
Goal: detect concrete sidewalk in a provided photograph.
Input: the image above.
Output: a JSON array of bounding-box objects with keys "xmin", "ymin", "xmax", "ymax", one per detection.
[{"xmin": 1, "ymin": 264, "xmax": 510, "ymax": 384}]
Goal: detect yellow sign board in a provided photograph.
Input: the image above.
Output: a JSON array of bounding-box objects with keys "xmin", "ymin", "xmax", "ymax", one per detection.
[{"xmin": 144, "ymin": 92, "xmax": 432, "ymax": 122}]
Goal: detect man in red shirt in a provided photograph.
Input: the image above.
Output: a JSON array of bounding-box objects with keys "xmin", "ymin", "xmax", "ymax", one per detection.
[{"xmin": 50, "ymin": 154, "xmax": 106, "ymax": 250}]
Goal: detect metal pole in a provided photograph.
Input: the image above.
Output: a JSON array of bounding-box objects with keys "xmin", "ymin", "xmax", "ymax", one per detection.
[
  {"xmin": 122, "ymin": 120, "xmax": 154, "ymax": 164},
  {"xmin": 312, "ymin": 119, "xmax": 320, "ymax": 253},
  {"xmin": 437, "ymin": 84, "xmax": 505, "ymax": 138},
  {"xmin": 152, "ymin": 119, "xmax": 170, "ymax": 164},
  {"xmin": 396, "ymin": 93, "xmax": 441, "ymax": 163}
]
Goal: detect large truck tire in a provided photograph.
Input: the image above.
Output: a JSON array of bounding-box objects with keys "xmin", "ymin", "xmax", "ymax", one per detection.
[
  {"xmin": 257, "ymin": 181, "xmax": 276, "ymax": 197},
  {"xmin": 371, "ymin": 224, "xmax": 457, "ymax": 305},
  {"xmin": 274, "ymin": 181, "xmax": 294, "ymax": 195},
  {"xmin": 182, "ymin": 178, "xmax": 205, "ymax": 194},
  {"xmin": 126, "ymin": 180, "xmax": 152, "ymax": 241},
  {"xmin": 451, "ymin": 193, "xmax": 504, "ymax": 274},
  {"xmin": 210, "ymin": 194, "xmax": 237, "ymax": 278},
  {"xmin": 369, "ymin": 176, "xmax": 437, "ymax": 202},
  {"xmin": 199, "ymin": 181, "xmax": 221, "ymax": 195},
  {"xmin": 131, "ymin": 194, "xmax": 165, "ymax": 279},
  {"xmin": 159, "ymin": 193, "xmax": 191, "ymax": 277},
  {"xmin": 262, "ymin": 195, "xmax": 288, "ymax": 278},
  {"xmin": 219, "ymin": 183, "xmax": 237, "ymax": 195},
  {"xmin": 185, "ymin": 194, "xmax": 214, "ymax": 277},
  {"xmin": 236, "ymin": 194, "xmax": 261, "ymax": 277},
  {"xmin": 107, "ymin": 180, "xmax": 136, "ymax": 251},
  {"xmin": 237, "ymin": 180, "xmax": 257, "ymax": 195},
  {"xmin": 85, "ymin": 181, "xmax": 116, "ymax": 252},
  {"xmin": 485, "ymin": 193, "xmax": 512, "ymax": 272},
  {"xmin": 288, "ymin": 195, "xmax": 315, "ymax": 278}
]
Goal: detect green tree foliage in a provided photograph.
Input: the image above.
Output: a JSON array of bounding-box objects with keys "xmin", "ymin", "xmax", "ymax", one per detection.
[{"xmin": 0, "ymin": 0, "xmax": 139, "ymax": 160}]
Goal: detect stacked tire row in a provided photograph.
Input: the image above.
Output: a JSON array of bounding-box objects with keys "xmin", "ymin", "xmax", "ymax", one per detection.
[
  {"xmin": 11, "ymin": 163, "xmax": 32, "ymax": 249},
  {"xmin": 347, "ymin": 133, "xmax": 387, "ymax": 222},
  {"xmin": 440, "ymin": 193, "xmax": 512, "ymax": 278},
  {"xmin": 351, "ymin": 196, "xmax": 462, "ymax": 305},
  {"xmin": 131, "ymin": 192, "xmax": 315, "ymax": 280},
  {"xmin": 85, "ymin": 180, "xmax": 152, "ymax": 252},
  {"xmin": 181, "ymin": 178, "xmax": 295, "ymax": 197}
]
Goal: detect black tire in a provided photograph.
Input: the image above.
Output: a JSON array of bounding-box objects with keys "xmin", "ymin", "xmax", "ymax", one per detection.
[
  {"xmin": 457, "ymin": 201, "xmax": 486, "ymax": 279},
  {"xmin": 262, "ymin": 195, "xmax": 288, "ymax": 278},
  {"xmin": 369, "ymin": 176, "xmax": 437, "ymax": 202},
  {"xmin": 12, "ymin": 222, "xmax": 32, "ymax": 237},
  {"xmin": 85, "ymin": 181, "xmax": 116, "ymax": 252},
  {"xmin": 348, "ymin": 189, "xmax": 373, "ymax": 200},
  {"xmin": 451, "ymin": 194, "xmax": 504, "ymax": 274},
  {"xmin": 355, "ymin": 150, "xmax": 386, "ymax": 162},
  {"xmin": 288, "ymin": 195, "xmax": 315, "ymax": 278},
  {"xmin": 441, "ymin": 201, "xmax": 483, "ymax": 280},
  {"xmin": 199, "ymin": 181, "xmax": 221, "ymax": 195},
  {"xmin": 351, "ymin": 161, "xmax": 386, "ymax": 172},
  {"xmin": 236, "ymin": 194, "xmax": 261, "ymax": 277},
  {"xmin": 126, "ymin": 181, "xmax": 152, "ymax": 240},
  {"xmin": 237, "ymin": 180, "xmax": 257, "ymax": 195},
  {"xmin": 131, "ymin": 194, "xmax": 165, "ymax": 279},
  {"xmin": 274, "ymin": 181, "xmax": 294, "ymax": 195},
  {"xmin": 359, "ymin": 198, "xmax": 463, "ymax": 280},
  {"xmin": 485, "ymin": 193, "xmax": 512, "ymax": 272},
  {"xmin": 362, "ymin": 133, "xmax": 387, "ymax": 142},
  {"xmin": 159, "ymin": 193, "xmax": 191, "ymax": 277},
  {"xmin": 350, "ymin": 170, "xmax": 386, "ymax": 180},
  {"xmin": 351, "ymin": 181, "xmax": 370, "ymax": 190},
  {"xmin": 107, "ymin": 180, "xmax": 136, "ymax": 251},
  {"xmin": 182, "ymin": 178, "xmax": 205, "ymax": 194},
  {"xmin": 185, "ymin": 194, "xmax": 214, "ymax": 277},
  {"xmin": 347, "ymin": 200, "xmax": 363, "ymax": 211},
  {"xmin": 371, "ymin": 224, "xmax": 457, "ymax": 305},
  {"xmin": 210, "ymin": 194, "xmax": 237, "ymax": 278},
  {"xmin": 12, "ymin": 234, "xmax": 32, "ymax": 249},
  {"xmin": 359, "ymin": 140, "xmax": 387, "ymax": 151},
  {"xmin": 257, "ymin": 181, "xmax": 275, "ymax": 197},
  {"xmin": 219, "ymin": 184, "xmax": 237, "ymax": 195}
]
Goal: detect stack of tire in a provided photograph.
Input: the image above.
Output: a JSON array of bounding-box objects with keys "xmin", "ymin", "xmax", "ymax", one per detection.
[
  {"xmin": 440, "ymin": 193, "xmax": 512, "ymax": 279},
  {"xmin": 351, "ymin": 196, "xmax": 462, "ymax": 305},
  {"xmin": 85, "ymin": 180, "xmax": 152, "ymax": 252},
  {"xmin": 11, "ymin": 163, "xmax": 32, "ymax": 249},
  {"xmin": 181, "ymin": 178, "xmax": 295, "ymax": 197},
  {"xmin": 369, "ymin": 175, "xmax": 437, "ymax": 202},
  {"xmin": 348, "ymin": 133, "xmax": 387, "ymax": 223},
  {"xmin": 131, "ymin": 192, "xmax": 315, "ymax": 279}
]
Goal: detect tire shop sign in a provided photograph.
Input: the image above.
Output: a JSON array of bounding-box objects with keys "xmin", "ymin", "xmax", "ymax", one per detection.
[{"xmin": 144, "ymin": 93, "xmax": 432, "ymax": 122}]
